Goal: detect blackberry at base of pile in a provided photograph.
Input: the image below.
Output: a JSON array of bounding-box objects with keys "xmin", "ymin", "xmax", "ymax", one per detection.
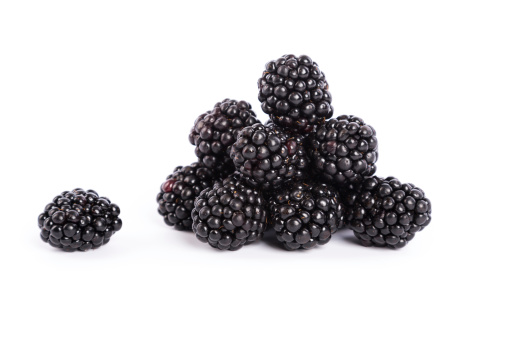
[
  {"xmin": 38, "ymin": 189, "xmax": 122, "ymax": 252},
  {"xmin": 192, "ymin": 174, "xmax": 268, "ymax": 251},
  {"xmin": 157, "ymin": 162, "xmax": 217, "ymax": 231},
  {"xmin": 345, "ymin": 176, "xmax": 432, "ymax": 249},
  {"xmin": 269, "ymin": 181, "xmax": 345, "ymax": 250}
]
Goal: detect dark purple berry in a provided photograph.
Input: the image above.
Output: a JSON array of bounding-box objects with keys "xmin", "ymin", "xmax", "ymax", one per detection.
[
  {"xmin": 157, "ymin": 162, "xmax": 218, "ymax": 230},
  {"xmin": 192, "ymin": 173, "xmax": 268, "ymax": 251},
  {"xmin": 258, "ymin": 54, "xmax": 333, "ymax": 133},
  {"xmin": 38, "ymin": 189, "xmax": 122, "ymax": 252}
]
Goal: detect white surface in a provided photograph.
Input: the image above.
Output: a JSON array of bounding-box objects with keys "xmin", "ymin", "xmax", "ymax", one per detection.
[{"xmin": 1, "ymin": 1, "xmax": 506, "ymax": 337}]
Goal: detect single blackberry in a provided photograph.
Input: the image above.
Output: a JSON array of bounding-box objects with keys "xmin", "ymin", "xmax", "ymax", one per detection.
[
  {"xmin": 230, "ymin": 123, "xmax": 308, "ymax": 190},
  {"xmin": 189, "ymin": 99, "xmax": 260, "ymax": 174},
  {"xmin": 192, "ymin": 173, "xmax": 268, "ymax": 251},
  {"xmin": 38, "ymin": 189, "xmax": 122, "ymax": 252},
  {"xmin": 348, "ymin": 176, "xmax": 432, "ymax": 249},
  {"xmin": 269, "ymin": 181, "xmax": 345, "ymax": 250},
  {"xmin": 258, "ymin": 54, "xmax": 333, "ymax": 133},
  {"xmin": 157, "ymin": 162, "xmax": 217, "ymax": 230},
  {"xmin": 307, "ymin": 115, "xmax": 378, "ymax": 186}
]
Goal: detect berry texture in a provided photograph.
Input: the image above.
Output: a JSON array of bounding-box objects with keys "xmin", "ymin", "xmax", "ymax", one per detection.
[
  {"xmin": 38, "ymin": 189, "xmax": 122, "ymax": 252},
  {"xmin": 192, "ymin": 174, "xmax": 268, "ymax": 251},
  {"xmin": 157, "ymin": 162, "xmax": 217, "ymax": 230},
  {"xmin": 258, "ymin": 54, "xmax": 333, "ymax": 133},
  {"xmin": 307, "ymin": 115, "xmax": 378, "ymax": 186},
  {"xmin": 230, "ymin": 123, "xmax": 308, "ymax": 190},
  {"xmin": 189, "ymin": 99, "xmax": 260, "ymax": 174},
  {"xmin": 348, "ymin": 176, "xmax": 432, "ymax": 249},
  {"xmin": 269, "ymin": 181, "xmax": 345, "ymax": 250}
]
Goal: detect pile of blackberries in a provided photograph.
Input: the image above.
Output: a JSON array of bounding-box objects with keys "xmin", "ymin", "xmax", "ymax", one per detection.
[{"xmin": 157, "ymin": 54, "xmax": 432, "ymax": 251}]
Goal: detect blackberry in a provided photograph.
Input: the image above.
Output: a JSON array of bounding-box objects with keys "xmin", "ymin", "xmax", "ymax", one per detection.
[
  {"xmin": 269, "ymin": 181, "xmax": 345, "ymax": 250},
  {"xmin": 38, "ymin": 189, "xmax": 122, "ymax": 252},
  {"xmin": 157, "ymin": 162, "xmax": 217, "ymax": 230},
  {"xmin": 258, "ymin": 54, "xmax": 333, "ymax": 133},
  {"xmin": 348, "ymin": 176, "xmax": 432, "ymax": 249},
  {"xmin": 192, "ymin": 173, "xmax": 268, "ymax": 251},
  {"xmin": 230, "ymin": 123, "xmax": 308, "ymax": 190},
  {"xmin": 307, "ymin": 115, "xmax": 378, "ymax": 186},
  {"xmin": 189, "ymin": 99, "xmax": 260, "ymax": 174}
]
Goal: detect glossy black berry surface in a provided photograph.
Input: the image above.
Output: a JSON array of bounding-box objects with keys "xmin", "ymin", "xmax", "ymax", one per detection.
[
  {"xmin": 157, "ymin": 162, "xmax": 217, "ymax": 230},
  {"xmin": 230, "ymin": 123, "xmax": 308, "ymax": 190},
  {"xmin": 258, "ymin": 54, "xmax": 333, "ymax": 133},
  {"xmin": 192, "ymin": 173, "xmax": 268, "ymax": 251},
  {"xmin": 189, "ymin": 99, "xmax": 260, "ymax": 174},
  {"xmin": 347, "ymin": 176, "xmax": 432, "ymax": 249},
  {"xmin": 38, "ymin": 189, "xmax": 122, "ymax": 252},
  {"xmin": 307, "ymin": 115, "xmax": 378, "ymax": 187},
  {"xmin": 269, "ymin": 181, "xmax": 345, "ymax": 250}
]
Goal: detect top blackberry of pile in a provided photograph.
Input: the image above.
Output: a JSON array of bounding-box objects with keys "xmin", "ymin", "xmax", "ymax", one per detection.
[{"xmin": 258, "ymin": 54, "xmax": 333, "ymax": 133}]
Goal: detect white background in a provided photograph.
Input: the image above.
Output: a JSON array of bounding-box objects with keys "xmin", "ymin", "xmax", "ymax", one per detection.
[{"xmin": 1, "ymin": 1, "xmax": 506, "ymax": 337}]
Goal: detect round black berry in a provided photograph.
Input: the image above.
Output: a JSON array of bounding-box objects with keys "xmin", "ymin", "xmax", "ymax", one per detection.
[
  {"xmin": 189, "ymin": 99, "xmax": 260, "ymax": 174},
  {"xmin": 38, "ymin": 189, "xmax": 122, "ymax": 252},
  {"xmin": 269, "ymin": 181, "xmax": 345, "ymax": 250},
  {"xmin": 230, "ymin": 123, "xmax": 308, "ymax": 190},
  {"xmin": 157, "ymin": 162, "xmax": 217, "ymax": 230},
  {"xmin": 192, "ymin": 173, "xmax": 268, "ymax": 251},
  {"xmin": 307, "ymin": 115, "xmax": 378, "ymax": 187},
  {"xmin": 258, "ymin": 54, "xmax": 333, "ymax": 133},
  {"xmin": 347, "ymin": 176, "xmax": 432, "ymax": 249}
]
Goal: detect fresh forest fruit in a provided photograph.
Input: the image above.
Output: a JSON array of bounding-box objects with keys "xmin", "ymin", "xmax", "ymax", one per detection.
[
  {"xmin": 230, "ymin": 123, "xmax": 308, "ymax": 190},
  {"xmin": 189, "ymin": 99, "xmax": 260, "ymax": 175},
  {"xmin": 347, "ymin": 176, "xmax": 432, "ymax": 249},
  {"xmin": 38, "ymin": 189, "xmax": 122, "ymax": 252},
  {"xmin": 157, "ymin": 162, "xmax": 217, "ymax": 230},
  {"xmin": 269, "ymin": 181, "xmax": 345, "ymax": 250},
  {"xmin": 258, "ymin": 54, "xmax": 333, "ymax": 133},
  {"xmin": 192, "ymin": 173, "xmax": 268, "ymax": 251},
  {"xmin": 306, "ymin": 115, "xmax": 378, "ymax": 186},
  {"xmin": 155, "ymin": 54, "xmax": 434, "ymax": 252}
]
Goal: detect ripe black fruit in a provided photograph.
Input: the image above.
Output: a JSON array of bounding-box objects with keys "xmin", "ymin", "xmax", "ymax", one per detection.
[
  {"xmin": 307, "ymin": 115, "xmax": 378, "ymax": 187},
  {"xmin": 269, "ymin": 181, "xmax": 345, "ymax": 250},
  {"xmin": 230, "ymin": 123, "xmax": 308, "ymax": 190},
  {"xmin": 192, "ymin": 174, "xmax": 268, "ymax": 251},
  {"xmin": 346, "ymin": 176, "xmax": 432, "ymax": 249},
  {"xmin": 258, "ymin": 54, "xmax": 333, "ymax": 133},
  {"xmin": 38, "ymin": 189, "xmax": 122, "ymax": 252},
  {"xmin": 189, "ymin": 99, "xmax": 259, "ymax": 175},
  {"xmin": 157, "ymin": 162, "xmax": 217, "ymax": 230}
]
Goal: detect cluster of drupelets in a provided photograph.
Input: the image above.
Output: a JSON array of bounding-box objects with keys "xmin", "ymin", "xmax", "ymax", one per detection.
[
  {"xmin": 38, "ymin": 189, "xmax": 122, "ymax": 252},
  {"xmin": 157, "ymin": 54, "xmax": 432, "ymax": 251}
]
